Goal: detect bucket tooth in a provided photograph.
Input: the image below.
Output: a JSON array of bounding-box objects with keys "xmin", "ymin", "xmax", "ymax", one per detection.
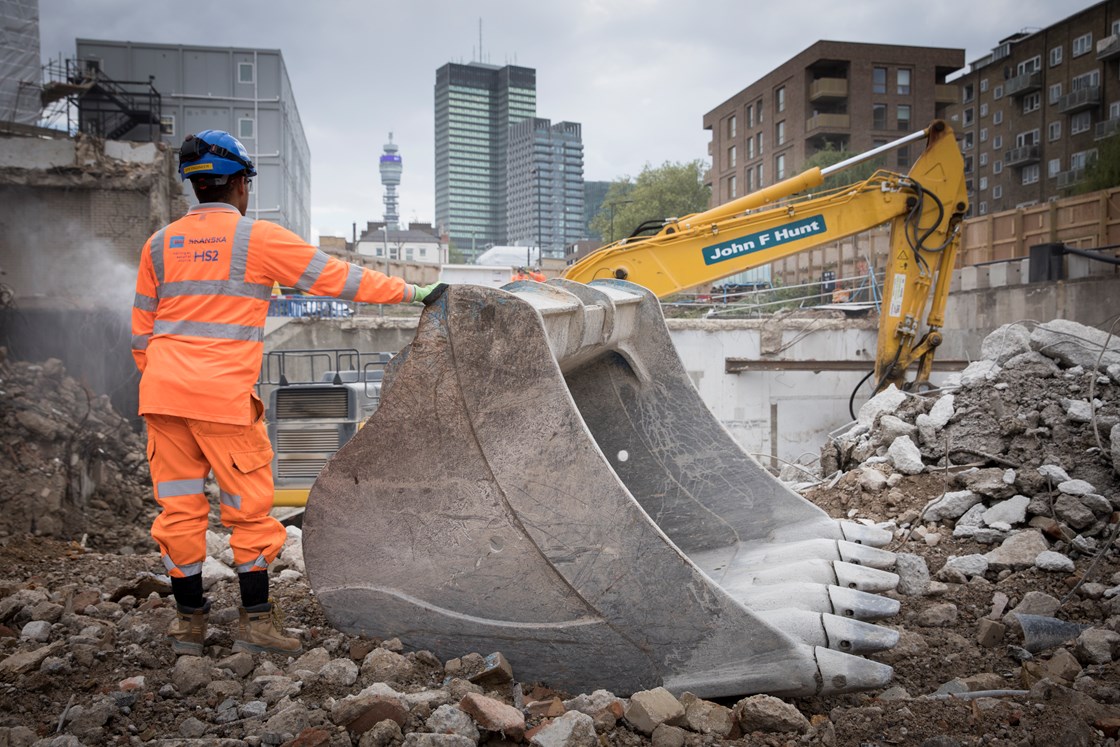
[
  {"xmin": 303, "ymin": 281, "xmax": 901, "ymax": 698},
  {"xmin": 835, "ymin": 541, "xmax": 896, "ymax": 569},
  {"xmin": 837, "ymin": 521, "xmax": 893, "ymax": 547},
  {"xmin": 736, "ymin": 583, "xmax": 900, "ymax": 621},
  {"xmin": 713, "ymin": 538, "xmax": 895, "ymax": 573},
  {"xmin": 757, "ymin": 609, "xmax": 899, "ymax": 653}
]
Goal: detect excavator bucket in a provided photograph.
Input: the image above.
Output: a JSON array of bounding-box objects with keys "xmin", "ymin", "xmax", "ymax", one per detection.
[{"xmin": 302, "ymin": 280, "xmax": 901, "ymax": 698}]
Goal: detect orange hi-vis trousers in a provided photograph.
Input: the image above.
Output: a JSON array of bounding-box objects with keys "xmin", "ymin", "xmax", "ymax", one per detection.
[{"xmin": 144, "ymin": 395, "xmax": 285, "ymax": 578}]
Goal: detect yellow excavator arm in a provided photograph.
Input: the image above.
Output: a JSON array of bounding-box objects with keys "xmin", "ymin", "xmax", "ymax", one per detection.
[{"xmin": 562, "ymin": 120, "xmax": 969, "ymax": 392}]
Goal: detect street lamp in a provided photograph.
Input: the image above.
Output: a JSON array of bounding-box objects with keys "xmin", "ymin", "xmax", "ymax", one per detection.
[{"xmin": 607, "ymin": 199, "xmax": 634, "ymax": 243}]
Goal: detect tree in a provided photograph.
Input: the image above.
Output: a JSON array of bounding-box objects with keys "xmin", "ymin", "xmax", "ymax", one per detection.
[
  {"xmin": 802, "ymin": 142, "xmax": 886, "ymax": 191},
  {"xmin": 590, "ymin": 160, "xmax": 710, "ymax": 243},
  {"xmin": 1075, "ymin": 134, "xmax": 1120, "ymax": 194}
]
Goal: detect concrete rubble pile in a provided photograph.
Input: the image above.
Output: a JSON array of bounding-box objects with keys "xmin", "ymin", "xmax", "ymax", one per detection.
[{"xmin": 0, "ymin": 349, "xmax": 155, "ymax": 545}]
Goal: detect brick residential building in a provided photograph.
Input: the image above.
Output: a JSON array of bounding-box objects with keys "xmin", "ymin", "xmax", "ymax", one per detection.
[
  {"xmin": 703, "ymin": 41, "xmax": 964, "ymax": 208},
  {"xmin": 947, "ymin": 0, "xmax": 1120, "ymax": 215}
]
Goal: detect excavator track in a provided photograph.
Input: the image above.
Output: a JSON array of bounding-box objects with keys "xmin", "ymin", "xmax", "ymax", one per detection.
[{"xmin": 302, "ymin": 280, "xmax": 900, "ymax": 698}]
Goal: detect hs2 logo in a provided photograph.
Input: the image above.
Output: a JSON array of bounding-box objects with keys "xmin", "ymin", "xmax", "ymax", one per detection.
[{"xmin": 193, "ymin": 250, "xmax": 220, "ymax": 262}]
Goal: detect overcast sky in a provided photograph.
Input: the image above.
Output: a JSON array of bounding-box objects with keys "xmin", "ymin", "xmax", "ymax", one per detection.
[{"xmin": 38, "ymin": 0, "xmax": 1092, "ymax": 242}]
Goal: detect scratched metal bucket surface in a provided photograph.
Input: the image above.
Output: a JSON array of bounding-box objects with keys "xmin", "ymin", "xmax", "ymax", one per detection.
[{"xmin": 302, "ymin": 280, "xmax": 899, "ymax": 698}]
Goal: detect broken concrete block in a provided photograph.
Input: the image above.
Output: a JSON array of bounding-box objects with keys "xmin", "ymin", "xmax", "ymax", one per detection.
[
  {"xmin": 1054, "ymin": 494, "xmax": 1096, "ymax": 530},
  {"xmin": 624, "ymin": 688, "xmax": 685, "ymax": 736},
  {"xmin": 925, "ymin": 490, "xmax": 981, "ymax": 522},
  {"xmin": 1075, "ymin": 629, "xmax": 1120, "ymax": 665},
  {"xmin": 857, "ymin": 385, "xmax": 906, "ymax": 428},
  {"xmin": 650, "ymin": 724, "xmax": 687, "ymax": 747},
  {"xmin": 964, "ymin": 468, "xmax": 1017, "ymax": 500},
  {"xmin": 1063, "ymin": 399, "xmax": 1095, "ymax": 424},
  {"xmin": 468, "ymin": 652, "xmax": 513, "ymax": 688},
  {"xmin": 1004, "ymin": 591, "xmax": 1061, "ymax": 628},
  {"xmin": 733, "ymin": 694, "xmax": 810, "ymax": 735},
  {"xmin": 680, "ymin": 692, "xmax": 735, "ymax": 737},
  {"xmin": 943, "ymin": 554, "xmax": 989, "ymax": 578},
  {"xmin": 459, "ymin": 692, "xmax": 525, "ymax": 740},
  {"xmin": 1078, "ymin": 493, "xmax": 1112, "ymax": 519},
  {"xmin": 985, "ymin": 530, "xmax": 1049, "ymax": 572},
  {"xmin": 960, "ymin": 360, "xmax": 1002, "ymax": 387},
  {"xmin": 894, "ymin": 553, "xmax": 931, "ymax": 596},
  {"xmin": 981, "ymin": 324, "xmax": 1033, "ymax": 365},
  {"xmin": 529, "ymin": 710, "xmax": 597, "ymax": 747},
  {"xmin": 1043, "ymin": 648, "xmax": 1083, "ymax": 683},
  {"xmin": 977, "ymin": 618, "xmax": 1006, "ymax": 648},
  {"xmin": 1030, "ymin": 319, "xmax": 1120, "ymax": 371},
  {"xmin": 1035, "ymin": 551, "xmax": 1075, "ymax": 573},
  {"xmin": 917, "ymin": 602, "xmax": 958, "ymax": 627},
  {"xmin": 982, "ymin": 495, "xmax": 1030, "ymax": 526},
  {"xmin": 1038, "ymin": 464, "xmax": 1072, "ymax": 484},
  {"xmin": 878, "ymin": 415, "xmax": 918, "ymax": 446},
  {"xmin": 888, "ymin": 436, "xmax": 924, "ymax": 475},
  {"xmin": 1059, "ymin": 479, "xmax": 1097, "ymax": 496},
  {"xmin": 916, "ymin": 394, "xmax": 955, "ymax": 433},
  {"xmin": 427, "ymin": 705, "xmax": 481, "ymax": 742},
  {"xmin": 857, "ymin": 467, "xmax": 889, "ymax": 493}
]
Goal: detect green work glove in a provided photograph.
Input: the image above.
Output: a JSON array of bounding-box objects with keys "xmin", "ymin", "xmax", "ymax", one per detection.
[{"xmin": 412, "ymin": 282, "xmax": 448, "ymax": 306}]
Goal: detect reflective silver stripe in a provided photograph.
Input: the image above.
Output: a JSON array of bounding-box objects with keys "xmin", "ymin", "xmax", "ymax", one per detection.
[
  {"xmin": 158, "ymin": 478, "xmax": 206, "ymax": 498},
  {"xmin": 294, "ymin": 250, "xmax": 331, "ymax": 292},
  {"xmin": 153, "ymin": 320, "xmax": 264, "ymax": 343},
  {"xmin": 150, "ymin": 229, "xmax": 166, "ymax": 285},
  {"xmin": 131, "ymin": 334, "xmax": 150, "ymax": 351},
  {"xmin": 236, "ymin": 554, "xmax": 269, "ymax": 573},
  {"xmin": 162, "ymin": 555, "xmax": 203, "ymax": 576},
  {"xmin": 160, "ymin": 279, "xmax": 272, "ymax": 300},
  {"xmin": 133, "ymin": 293, "xmax": 159, "ymax": 312},
  {"xmin": 229, "ymin": 216, "xmax": 255, "ymax": 281},
  {"xmin": 219, "ymin": 490, "xmax": 242, "ymax": 510},
  {"xmin": 340, "ymin": 263, "xmax": 363, "ymax": 301}
]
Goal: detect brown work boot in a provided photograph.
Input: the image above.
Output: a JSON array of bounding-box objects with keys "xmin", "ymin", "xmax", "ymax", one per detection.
[
  {"xmin": 168, "ymin": 601, "xmax": 210, "ymax": 656},
  {"xmin": 232, "ymin": 600, "xmax": 303, "ymax": 655}
]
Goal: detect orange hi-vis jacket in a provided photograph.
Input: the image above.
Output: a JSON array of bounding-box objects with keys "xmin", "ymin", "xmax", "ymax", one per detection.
[{"xmin": 132, "ymin": 203, "xmax": 416, "ymax": 425}]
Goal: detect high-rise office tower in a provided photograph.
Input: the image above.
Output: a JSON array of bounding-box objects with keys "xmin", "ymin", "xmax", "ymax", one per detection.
[
  {"xmin": 380, "ymin": 133, "xmax": 402, "ymax": 228},
  {"xmin": 507, "ymin": 118, "xmax": 584, "ymax": 258},
  {"xmin": 434, "ymin": 62, "xmax": 535, "ymax": 261}
]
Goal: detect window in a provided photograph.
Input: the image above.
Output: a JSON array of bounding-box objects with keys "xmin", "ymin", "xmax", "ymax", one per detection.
[
  {"xmin": 756, "ymin": 163, "xmax": 763, "ymax": 187},
  {"xmin": 747, "ymin": 137, "xmax": 754, "ymax": 159},
  {"xmin": 1016, "ymin": 129, "xmax": 1039, "ymax": 147},
  {"xmin": 963, "ymin": 83, "xmax": 974, "ymax": 103},
  {"xmin": 980, "ymin": 127, "xmax": 988, "ymax": 143},
  {"xmin": 873, "ymin": 67, "xmax": 887, "ymax": 94},
  {"xmin": 1114, "ymin": 20, "xmax": 1120, "ymax": 35},
  {"xmin": 993, "ymin": 135, "xmax": 1003, "ymax": 149},
  {"xmin": 1022, "ymin": 92, "xmax": 1041, "ymax": 114},
  {"xmin": 1022, "ymin": 163, "xmax": 1040, "ymax": 184},
  {"xmin": 963, "ymin": 107, "xmax": 975, "ymax": 126},
  {"xmin": 993, "ymin": 185, "xmax": 1002, "ymax": 199},
  {"xmin": 159, "ymin": 114, "xmax": 175, "ymax": 136},
  {"xmin": 962, "ymin": 132, "xmax": 974, "ymax": 150},
  {"xmin": 775, "ymin": 86, "xmax": 786, "ymax": 113},
  {"xmin": 238, "ymin": 61, "xmax": 254, "ymax": 84},
  {"xmin": 405, "ymin": 248, "xmax": 414, "ymax": 261},
  {"xmin": 1071, "ymin": 111, "xmax": 1091, "ymax": 135},
  {"xmin": 980, "ymin": 103, "xmax": 989, "ymax": 117},
  {"xmin": 964, "ymin": 156, "xmax": 973, "ymax": 174},
  {"xmin": 756, "ymin": 132, "xmax": 763, "ymax": 154},
  {"xmin": 1048, "ymin": 158, "xmax": 1061, "ymax": 178},
  {"xmin": 1048, "ymin": 121, "xmax": 1062, "ymax": 141},
  {"xmin": 994, "ymin": 160, "xmax": 1004, "ymax": 175},
  {"xmin": 898, "ymin": 146, "xmax": 910, "ymax": 169},
  {"xmin": 1112, "ymin": 101, "xmax": 1120, "ymax": 120},
  {"xmin": 1073, "ymin": 33, "xmax": 1092, "ymax": 57},
  {"xmin": 419, "ymin": 248, "xmax": 428, "ymax": 258},
  {"xmin": 757, "ymin": 98, "xmax": 764, "ymax": 123},
  {"xmin": 993, "ymin": 110, "xmax": 1003, "ymax": 125},
  {"xmin": 728, "ymin": 145, "xmax": 737, "ymax": 168},
  {"xmin": 993, "ymin": 85, "xmax": 1004, "ymax": 100},
  {"xmin": 238, "ymin": 117, "xmax": 255, "ymax": 139},
  {"xmin": 729, "ymin": 115, "xmax": 737, "ymax": 137},
  {"xmin": 745, "ymin": 168, "xmax": 753, "ymax": 192},
  {"xmin": 1049, "ymin": 83, "xmax": 1062, "ymax": 105},
  {"xmin": 776, "ymin": 120, "xmax": 785, "ymax": 146},
  {"xmin": 872, "ymin": 103, "xmax": 887, "ymax": 129},
  {"xmin": 979, "ymin": 202, "xmax": 988, "ymax": 215},
  {"xmin": 746, "ymin": 104, "xmax": 754, "ymax": 128},
  {"xmin": 776, "ymin": 153, "xmax": 786, "ymax": 181},
  {"xmin": 1017, "ymin": 56, "xmax": 1041, "ymax": 75},
  {"xmin": 897, "ymin": 68, "xmax": 911, "ymax": 95},
  {"xmin": 1072, "ymin": 71, "xmax": 1100, "ymax": 90},
  {"xmin": 1071, "ymin": 151, "xmax": 1096, "ymax": 171},
  {"xmin": 729, "ymin": 175, "xmax": 737, "ymax": 198},
  {"xmin": 980, "ymin": 78, "xmax": 989, "ymax": 93},
  {"xmin": 1049, "ymin": 45, "xmax": 1063, "ymax": 67},
  {"xmin": 980, "ymin": 176, "xmax": 988, "ymax": 190},
  {"xmin": 980, "ymin": 152, "xmax": 988, "ymax": 166}
]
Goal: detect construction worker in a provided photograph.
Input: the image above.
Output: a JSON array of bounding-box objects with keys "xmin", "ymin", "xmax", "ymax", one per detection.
[{"xmin": 131, "ymin": 130, "xmax": 446, "ymax": 657}]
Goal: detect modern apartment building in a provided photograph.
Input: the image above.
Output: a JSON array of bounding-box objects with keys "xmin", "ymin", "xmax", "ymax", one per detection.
[
  {"xmin": 583, "ymin": 180, "xmax": 611, "ymax": 240},
  {"xmin": 434, "ymin": 62, "xmax": 536, "ymax": 261},
  {"xmin": 506, "ymin": 118, "xmax": 585, "ymax": 257},
  {"xmin": 947, "ymin": 0, "xmax": 1120, "ymax": 214},
  {"xmin": 75, "ymin": 39, "xmax": 311, "ymax": 239},
  {"xmin": 0, "ymin": 0, "xmax": 40, "ymax": 126},
  {"xmin": 703, "ymin": 41, "xmax": 965, "ymax": 208}
]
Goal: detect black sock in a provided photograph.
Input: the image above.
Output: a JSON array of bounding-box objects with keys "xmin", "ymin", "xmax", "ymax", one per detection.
[
  {"xmin": 171, "ymin": 575, "xmax": 205, "ymax": 610},
  {"xmin": 238, "ymin": 570, "xmax": 270, "ymax": 609}
]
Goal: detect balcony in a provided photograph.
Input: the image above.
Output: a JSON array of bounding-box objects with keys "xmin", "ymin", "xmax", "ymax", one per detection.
[
  {"xmin": 1098, "ymin": 34, "xmax": 1120, "ymax": 61},
  {"xmin": 805, "ymin": 112, "xmax": 850, "ymax": 133},
  {"xmin": 1058, "ymin": 86, "xmax": 1102, "ymax": 113},
  {"xmin": 934, "ymin": 84, "xmax": 959, "ymax": 105},
  {"xmin": 1004, "ymin": 145, "xmax": 1040, "ymax": 167},
  {"xmin": 1097, "ymin": 118, "xmax": 1120, "ymax": 140},
  {"xmin": 809, "ymin": 78, "xmax": 848, "ymax": 102},
  {"xmin": 1057, "ymin": 168, "xmax": 1086, "ymax": 190},
  {"xmin": 1005, "ymin": 70, "xmax": 1042, "ymax": 97}
]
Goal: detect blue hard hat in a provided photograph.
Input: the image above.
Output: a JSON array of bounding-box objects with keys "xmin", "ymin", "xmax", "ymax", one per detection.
[{"xmin": 177, "ymin": 129, "xmax": 257, "ymax": 180}]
